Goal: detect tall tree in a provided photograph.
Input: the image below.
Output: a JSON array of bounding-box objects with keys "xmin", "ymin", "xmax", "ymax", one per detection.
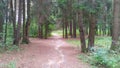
[
  {"xmin": 78, "ymin": 10, "xmax": 87, "ymax": 53},
  {"xmin": 0, "ymin": 11, "xmax": 3, "ymax": 41},
  {"xmin": 22, "ymin": 0, "xmax": 31, "ymax": 43},
  {"xmin": 88, "ymin": 0, "xmax": 96, "ymax": 51},
  {"xmin": 14, "ymin": 0, "xmax": 22, "ymax": 45},
  {"xmin": 11, "ymin": 0, "xmax": 17, "ymax": 44},
  {"xmin": 22, "ymin": 0, "xmax": 26, "ymax": 43},
  {"xmin": 0, "ymin": 0, "xmax": 4, "ymax": 41},
  {"xmin": 111, "ymin": 0, "xmax": 120, "ymax": 50}
]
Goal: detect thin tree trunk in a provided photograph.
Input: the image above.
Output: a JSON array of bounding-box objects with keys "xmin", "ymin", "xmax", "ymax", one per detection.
[
  {"xmin": 65, "ymin": 17, "xmax": 68, "ymax": 38},
  {"xmin": 22, "ymin": 0, "xmax": 26, "ymax": 43},
  {"xmin": 0, "ymin": 12, "xmax": 3, "ymax": 40},
  {"xmin": 78, "ymin": 11, "xmax": 87, "ymax": 53},
  {"xmin": 23, "ymin": 0, "xmax": 31, "ymax": 43},
  {"xmin": 63, "ymin": 18, "xmax": 65, "ymax": 38},
  {"xmin": 69, "ymin": 20, "xmax": 73, "ymax": 37},
  {"xmin": 12, "ymin": 0, "xmax": 17, "ymax": 44},
  {"xmin": 45, "ymin": 21, "xmax": 48, "ymax": 39},
  {"xmin": 73, "ymin": 14, "xmax": 77, "ymax": 38},
  {"xmin": 4, "ymin": 1, "xmax": 9, "ymax": 45}
]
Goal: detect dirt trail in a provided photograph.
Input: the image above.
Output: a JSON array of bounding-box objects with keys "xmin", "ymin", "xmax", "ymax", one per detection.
[{"xmin": 0, "ymin": 34, "xmax": 90, "ymax": 68}]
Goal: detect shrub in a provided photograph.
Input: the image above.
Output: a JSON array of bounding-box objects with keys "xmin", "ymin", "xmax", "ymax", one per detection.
[{"xmin": 90, "ymin": 48, "xmax": 120, "ymax": 68}]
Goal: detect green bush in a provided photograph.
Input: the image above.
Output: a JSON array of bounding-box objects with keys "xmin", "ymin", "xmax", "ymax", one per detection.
[{"xmin": 90, "ymin": 48, "xmax": 120, "ymax": 68}]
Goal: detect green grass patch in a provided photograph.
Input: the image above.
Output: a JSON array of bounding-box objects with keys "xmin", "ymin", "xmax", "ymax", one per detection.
[
  {"xmin": 0, "ymin": 61, "xmax": 16, "ymax": 68},
  {"xmin": 66, "ymin": 36, "xmax": 112, "ymax": 49},
  {"xmin": 52, "ymin": 29, "xmax": 63, "ymax": 36},
  {"xmin": 66, "ymin": 39, "xmax": 80, "ymax": 47},
  {"xmin": 0, "ymin": 37, "xmax": 20, "ymax": 53},
  {"xmin": 95, "ymin": 36, "xmax": 111, "ymax": 48},
  {"xmin": 51, "ymin": 29, "xmax": 80, "ymax": 37}
]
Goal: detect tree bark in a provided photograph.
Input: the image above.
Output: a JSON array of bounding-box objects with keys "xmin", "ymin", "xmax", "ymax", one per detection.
[
  {"xmin": 78, "ymin": 11, "xmax": 87, "ymax": 53},
  {"xmin": 88, "ymin": 13, "xmax": 96, "ymax": 50},
  {"xmin": 15, "ymin": 0, "xmax": 22, "ymax": 45},
  {"xmin": 69, "ymin": 20, "xmax": 73, "ymax": 37},
  {"xmin": 73, "ymin": 14, "xmax": 77, "ymax": 38},
  {"xmin": 62, "ymin": 18, "xmax": 65, "ymax": 38},
  {"xmin": 0, "ymin": 11, "xmax": 3, "ymax": 40},
  {"xmin": 22, "ymin": 0, "xmax": 26, "ymax": 43},
  {"xmin": 111, "ymin": 0, "xmax": 120, "ymax": 50},
  {"xmin": 22, "ymin": 0, "xmax": 31, "ymax": 44},
  {"xmin": 10, "ymin": 0, "xmax": 17, "ymax": 44},
  {"xmin": 65, "ymin": 17, "xmax": 68, "ymax": 38}
]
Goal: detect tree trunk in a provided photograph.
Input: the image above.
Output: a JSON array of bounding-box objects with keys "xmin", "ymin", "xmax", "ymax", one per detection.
[
  {"xmin": 111, "ymin": 0, "xmax": 120, "ymax": 50},
  {"xmin": 88, "ymin": 13, "xmax": 96, "ymax": 50},
  {"xmin": 22, "ymin": 0, "xmax": 31, "ymax": 44},
  {"xmin": 22, "ymin": 0, "xmax": 26, "ymax": 43},
  {"xmin": 15, "ymin": 0, "xmax": 22, "ymax": 45},
  {"xmin": 63, "ymin": 18, "xmax": 65, "ymax": 38},
  {"xmin": 78, "ymin": 11, "xmax": 87, "ymax": 53},
  {"xmin": 69, "ymin": 20, "xmax": 73, "ymax": 37},
  {"xmin": 4, "ymin": 0, "xmax": 9, "ymax": 45},
  {"xmin": 65, "ymin": 17, "xmax": 68, "ymax": 38},
  {"xmin": 0, "ymin": 12, "xmax": 3, "ymax": 40},
  {"xmin": 38, "ymin": 23, "xmax": 42, "ymax": 38},
  {"xmin": 38, "ymin": 14, "xmax": 44, "ymax": 39},
  {"xmin": 45, "ymin": 21, "xmax": 48, "ymax": 39},
  {"xmin": 10, "ymin": 0, "xmax": 17, "ymax": 44},
  {"xmin": 73, "ymin": 14, "xmax": 77, "ymax": 38}
]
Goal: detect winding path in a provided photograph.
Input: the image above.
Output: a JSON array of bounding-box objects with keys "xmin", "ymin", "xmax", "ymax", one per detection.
[{"xmin": 0, "ymin": 34, "xmax": 90, "ymax": 68}]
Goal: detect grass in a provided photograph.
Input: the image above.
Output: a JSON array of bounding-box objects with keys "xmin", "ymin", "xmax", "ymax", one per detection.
[
  {"xmin": 66, "ymin": 36, "xmax": 120, "ymax": 68},
  {"xmin": 52, "ymin": 30, "xmax": 63, "ymax": 36},
  {"xmin": 52, "ymin": 29, "xmax": 80, "ymax": 37},
  {"xmin": 67, "ymin": 39, "xmax": 81, "ymax": 47},
  {"xmin": 0, "ymin": 37, "xmax": 20, "ymax": 53},
  {"xmin": 0, "ymin": 61, "xmax": 16, "ymax": 68},
  {"xmin": 66, "ymin": 36, "xmax": 112, "ymax": 49}
]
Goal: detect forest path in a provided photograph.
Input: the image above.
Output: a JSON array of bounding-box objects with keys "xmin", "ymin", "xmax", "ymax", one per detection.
[{"xmin": 0, "ymin": 34, "xmax": 89, "ymax": 68}]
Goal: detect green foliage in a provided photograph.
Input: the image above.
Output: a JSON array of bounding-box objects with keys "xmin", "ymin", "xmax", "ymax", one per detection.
[
  {"xmin": 48, "ymin": 23, "xmax": 55, "ymax": 35},
  {"xmin": 95, "ymin": 36, "xmax": 111, "ymax": 48},
  {"xmin": 0, "ymin": 61, "xmax": 16, "ymax": 68},
  {"xmin": 57, "ymin": 0, "xmax": 67, "ymax": 9},
  {"xmin": 0, "ymin": 24, "xmax": 19, "ymax": 53},
  {"xmin": 29, "ymin": 18, "xmax": 55, "ymax": 38},
  {"xmin": 79, "ymin": 49, "xmax": 120, "ymax": 68},
  {"xmin": 67, "ymin": 36, "xmax": 111, "ymax": 48},
  {"xmin": 29, "ymin": 18, "xmax": 38, "ymax": 37},
  {"xmin": 7, "ymin": 61, "xmax": 16, "ymax": 68},
  {"xmin": 90, "ymin": 49, "xmax": 120, "ymax": 68},
  {"xmin": 67, "ymin": 36, "xmax": 120, "ymax": 68}
]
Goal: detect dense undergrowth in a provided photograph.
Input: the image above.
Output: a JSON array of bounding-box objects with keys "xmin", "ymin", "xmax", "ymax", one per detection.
[{"xmin": 0, "ymin": 24, "xmax": 20, "ymax": 53}]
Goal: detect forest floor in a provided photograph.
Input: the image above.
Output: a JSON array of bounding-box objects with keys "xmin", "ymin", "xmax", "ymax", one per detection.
[{"xmin": 0, "ymin": 34, "xmax": 90, "ymax": 68}]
